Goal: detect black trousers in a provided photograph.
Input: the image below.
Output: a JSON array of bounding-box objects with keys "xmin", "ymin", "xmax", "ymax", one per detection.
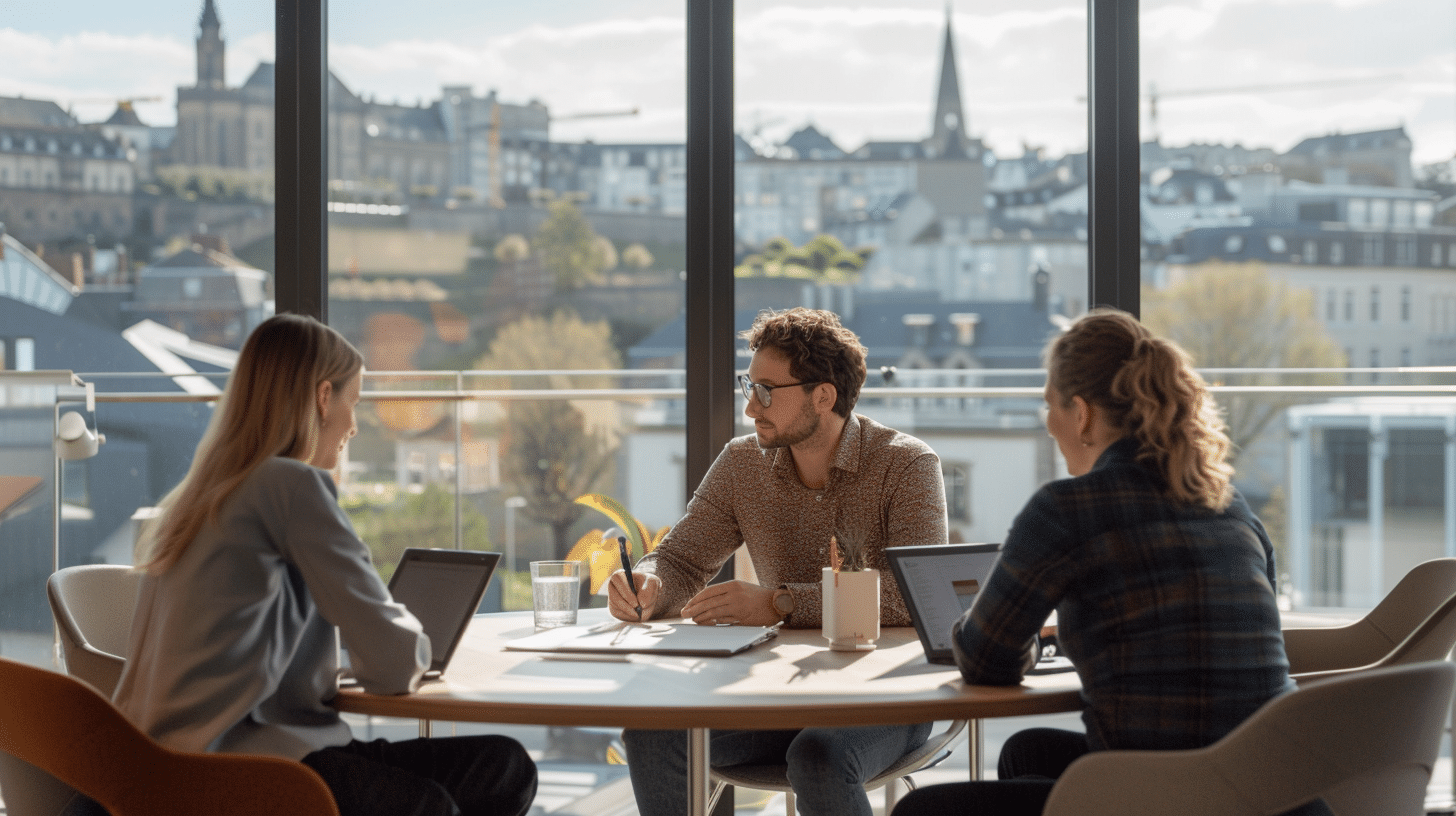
[
  {"xmin": 61, "ymin": 734, "xmax": 537, "ymax": 816},
  {"xmin": 302, "ymin": 735, "xmax": 538, "ymax": 816},
  {"xmin": 890, "ymin": 727, "xmax": 1334, "ymax": 816}
]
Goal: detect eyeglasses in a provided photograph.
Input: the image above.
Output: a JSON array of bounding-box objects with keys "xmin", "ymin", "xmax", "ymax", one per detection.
[{"xmin": 738, "ymin": 374, "xmax": 822, "ymax": 407}]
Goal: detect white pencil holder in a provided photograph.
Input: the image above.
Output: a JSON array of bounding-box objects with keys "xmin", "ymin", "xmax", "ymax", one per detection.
[{"xmin": 822, "ymin": 567, "xmax": 880, "ymax": 651}]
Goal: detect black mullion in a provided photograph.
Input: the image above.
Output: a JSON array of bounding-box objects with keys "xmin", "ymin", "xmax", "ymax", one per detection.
[
  {"xmin": 685, "ymin": 0, "xmax": 737, "ymax": 498},
  {"xmin": 274, "ymin": 0, "xmax": 329, "ymax": 321},
  {"xmin": 1087, "ymin": 0, "xmax": 1140, "ymax": 317}
]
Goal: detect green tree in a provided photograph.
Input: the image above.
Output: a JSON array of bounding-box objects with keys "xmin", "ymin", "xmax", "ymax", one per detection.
[
  {"xmin": 622, "ymin": 242, "xmax": 654, "ymax": 270},
  {"xmin": 494, "ymin": 234, "xmax": 530, "ymax": 264},
  {"xmin": 535, "ymin": 199, "xmax": 608, "ymax": 291},
  {"xmin": 342, "ymin": 484, "xmax": 493, "ymax": 582},
  {"xmin": 1143, "ymin": 262, "xmax": 1345, "ymax": 460},
  {"xmin": 476, "ymin": 311, "xmax": 623, "ymax": 555},
  {"xmin": 734, "ymin": 234, "xmax": 870, "ymax": 283}
]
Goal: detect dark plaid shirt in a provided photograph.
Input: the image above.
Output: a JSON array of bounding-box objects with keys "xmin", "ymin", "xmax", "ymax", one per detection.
[{"xmin": 953, "ymin": 437, "xmax": 1294, "ymax": 751}]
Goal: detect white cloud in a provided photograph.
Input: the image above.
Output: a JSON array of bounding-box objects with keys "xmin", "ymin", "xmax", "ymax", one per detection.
[{"xmin": 0, "ymin": 1, "xmax": 1450, "ymax": 164}]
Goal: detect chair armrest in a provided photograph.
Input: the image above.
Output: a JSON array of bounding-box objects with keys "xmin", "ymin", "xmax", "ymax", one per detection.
[{"xmin": 1042, "ymin": 748, "xmax": 1250, "ymax": 816}]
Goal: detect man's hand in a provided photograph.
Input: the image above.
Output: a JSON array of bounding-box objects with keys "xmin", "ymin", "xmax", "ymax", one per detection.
[
  {"xmin": 680, "ymin": 580, "xmax": 779, "ymax": 627},
  {"xmin": 607, "ymin": 570, "xmax": 660, "ymax": 622}
]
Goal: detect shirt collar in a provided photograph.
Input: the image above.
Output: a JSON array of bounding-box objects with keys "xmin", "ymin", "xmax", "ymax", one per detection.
[
  {"xmin": 1091, "ymin": 436, "xmax": 1140, "ymax": 471},
  {"xmin": 767, "ymin": 412, "xmax": 863, "ymax": 484}
]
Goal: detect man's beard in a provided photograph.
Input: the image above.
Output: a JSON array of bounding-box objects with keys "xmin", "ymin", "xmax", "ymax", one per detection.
[{"xmin": 757, "ymin": 400, "xmax": 819, "ymax": 449}]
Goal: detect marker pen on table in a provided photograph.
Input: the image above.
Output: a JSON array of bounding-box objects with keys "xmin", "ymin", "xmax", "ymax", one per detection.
[{"xmin": 617, "ymin": 535, "xmax": 644, "ymax": 620}]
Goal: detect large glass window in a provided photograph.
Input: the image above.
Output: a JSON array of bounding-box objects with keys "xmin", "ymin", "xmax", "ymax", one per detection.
[
  {"xmin": 734, "ymin": 0, "xmax": 1086, "ymax": 547},
  {"xmin": 0, "ymin": 1, "xmax": 275, "ymax": 665},
  {"xmin": 1142, "ymin": 0, "xmax": 1456, "ymax": 609},
  {"xmin": 326, "ymin": 1, "xmax": 687, "ymax": 593}
]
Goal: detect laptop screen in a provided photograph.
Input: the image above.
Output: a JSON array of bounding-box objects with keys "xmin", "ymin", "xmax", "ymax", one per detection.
[
  {"xmin": 887, "ymin": 543, "xmax": 1001, "ymax": 664},
  {"xmin": 387, "ymin": 548, "xmax": 500, "ymax": 675}
]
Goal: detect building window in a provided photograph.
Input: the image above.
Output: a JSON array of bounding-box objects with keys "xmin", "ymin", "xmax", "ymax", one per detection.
[
  {"xmin": 1304, "ymin": 240, "xmax": 1318, "ymax": 263},
  {"xmin": 1369, "ymin": 348, "xmax": 1380, "ymax": 368},
  {"xmin": 1401, "ymin": 287, "xmax": 1411, "ymax": 322},
  {"xmin": 9, "ymin": 337, "xmax": 35, "ymax": 371},
  {"xmin": 1434, "ymin": 243, "xmax": 1444, "ymax": 267},
  {"xmin": 1370, "ymin": 287, "xmax": 1380, "ymax": 322},
  {"xmin": 943, "ymin": 463, "xmax": 971, "ymax": 523},
  {"xmin": 1344, "ymin": 290, "xmax": 1354, "ymax": 321},
  {"xmin": 1361, "ymin": 234, "xmax": 1383, "ymax": 265},
  {"xmin": 1400, "ymin": 347, "xmax": 1412, "ymax": 367},
  {"xmin": 1449, "ymin": 244, "xmax": 1456, "ymax": 267},
  {"xmin": 1330, "ymin": 241, "xmax": 1345, "ymax": 264},
  {"xmin": 1325, "ymin": 289, "xmax": 1336, "ymax": 322}
]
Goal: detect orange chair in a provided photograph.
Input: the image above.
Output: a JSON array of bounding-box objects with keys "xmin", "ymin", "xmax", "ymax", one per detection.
[{"xmin": 0, "ymin": 657, "xmax": 338, "ymax": 816}]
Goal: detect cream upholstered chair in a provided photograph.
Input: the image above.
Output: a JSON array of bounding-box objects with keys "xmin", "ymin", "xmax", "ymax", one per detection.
[
  {"xmin": 1291, "ymin": 591, "xmax": 1456, "ymax": 684},
  {"xmin": 47, "ymin": 563, "xmax": 142, "ymax": 696},
  {"xmin": 0, "ymin": 657, "xmax": 339, "ymax": 816},
  {"xmin": 1283, "ymin": 557, "xmax": 1456, "ymax": 677},
  {"xmin": 707, "ymin": 719, "xmax": 968, "ymax": 814},
  {"xmin": 1040, "ymin": 661, "xmax": 1455, "ymax": 816}
]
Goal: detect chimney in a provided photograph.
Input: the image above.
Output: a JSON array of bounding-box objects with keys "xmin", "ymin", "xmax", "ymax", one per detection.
[
  {"xmin": 1031, "ymin": 264, "xmax": 1050, "ymax": 313},
  {"xmin": 903, "ymin": 313, "xmax": 934, "ymax": 348},
  {"xmin": 949, "ymin": 313, "xmax": 980, "ymax": 346}
]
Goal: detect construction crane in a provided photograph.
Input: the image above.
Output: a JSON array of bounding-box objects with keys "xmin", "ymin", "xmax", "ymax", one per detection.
[
  {"xmin": 1143, "ymin": 75, "xmax": 1403, "ymax": 143},
  {"xmin": 551, "ymin": 107, "xmax": 640, "ymax": 122},
  {"xmin": 1076, "ymin": 75, "xmax": 1402, "ymax": 143},
  {"xmin": 483, "ymin": 105, "xmax": 639, "ymax": 208},
  {"xmin": 64, "ymin": 95, "xmax": 164, "ymax": 116}
]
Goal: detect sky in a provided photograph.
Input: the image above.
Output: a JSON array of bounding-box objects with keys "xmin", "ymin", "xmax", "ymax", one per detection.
[{"xmin": 1, "ymin": 0, "xmax": 1452, "ymax": 166}]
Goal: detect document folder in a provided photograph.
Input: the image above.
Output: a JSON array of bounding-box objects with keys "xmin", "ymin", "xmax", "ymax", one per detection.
[{"xmin": 504, "ymin": 620, "xmax": 779, "ymax": 657}]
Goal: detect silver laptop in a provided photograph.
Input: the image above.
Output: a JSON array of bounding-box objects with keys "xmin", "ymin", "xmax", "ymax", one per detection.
[
  {"xmin": 386, "ymin": 547, "xmax": 501, "ymax": 678},
  {"xmin": 887, "ymin": 543, "xmax": 1002, "ymax": 665}
]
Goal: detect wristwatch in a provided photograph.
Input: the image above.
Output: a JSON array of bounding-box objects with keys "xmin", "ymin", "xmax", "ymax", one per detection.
[{"xmin": 771, "ymin": 587, "xmax": 795, "ymax": 624}]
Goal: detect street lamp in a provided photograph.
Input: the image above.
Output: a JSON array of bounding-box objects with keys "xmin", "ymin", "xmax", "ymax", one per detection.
[{"xmin": 504, "ymin": 496, "xmax": 527, "ymax": 574}]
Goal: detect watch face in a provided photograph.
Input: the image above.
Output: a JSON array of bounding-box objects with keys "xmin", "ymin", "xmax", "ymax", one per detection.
[{"xmin": 774, "ymin": 592, "xmax": 794, "ymax": 614}]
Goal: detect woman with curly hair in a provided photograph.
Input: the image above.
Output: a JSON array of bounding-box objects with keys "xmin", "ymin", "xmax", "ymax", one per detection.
[{"xmin": 893, "ymin": 309, "xmax": 1328, "ymax": 816}]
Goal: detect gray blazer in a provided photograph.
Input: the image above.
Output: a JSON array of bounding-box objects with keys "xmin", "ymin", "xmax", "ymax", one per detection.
[{"xmin": 113, "ymin": 457, "xmax": 428, "ymax": 760}]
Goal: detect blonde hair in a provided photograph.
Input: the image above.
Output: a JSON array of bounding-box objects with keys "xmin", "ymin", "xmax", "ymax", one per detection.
[
  {"xmin": 1046, "ymin": 308, "xmax": 1234, "ymax": 510},
  {"xmin": 137, "ymin": 314, "xmax": 363, "ymax": 572}
]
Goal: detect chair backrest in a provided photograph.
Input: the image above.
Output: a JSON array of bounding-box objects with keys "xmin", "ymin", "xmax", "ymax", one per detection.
[
  {"xmin": 0, "ymin": 657, "xmax": 338, "ymax": 816},
  {"xmin": 1285, "ymin": 557, "xmax": 1456, "ymax": 675},
  {"xmin": 1375, "ymin": 590, "xmax": 1456, "ymax": 666},
  {"xmin": 47, "ymin": 564, "xmax": 142, "ymax": 696},
  {"xmin": 1043, "ymin": 661, "xmax": 1456, "ymax": 816}
]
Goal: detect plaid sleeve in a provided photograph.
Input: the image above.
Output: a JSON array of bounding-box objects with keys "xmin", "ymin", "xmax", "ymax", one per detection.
[{"xmin": 953, "ymin": 487, "xmax": 1075, "ymax": 686}]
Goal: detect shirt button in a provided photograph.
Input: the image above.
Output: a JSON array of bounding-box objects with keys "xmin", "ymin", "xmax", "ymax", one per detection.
[
  {"xmin": 815, "ymin": 495, "xmax": 823, "ymax": 501},
  {"xmin": 819, "ymin": 547, "xmax": 826, "ymax": 554}
]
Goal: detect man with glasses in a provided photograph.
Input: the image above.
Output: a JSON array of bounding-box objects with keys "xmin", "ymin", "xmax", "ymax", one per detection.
[{"xmin": 608, "ymin": 307, "xmax": 949, "ymax": 816}]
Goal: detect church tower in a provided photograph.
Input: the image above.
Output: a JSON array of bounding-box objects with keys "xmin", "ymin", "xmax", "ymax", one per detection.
[
  {"xmin": 196, "ymin": 0, "xmax": 225, "ymax": 89},
  {"xmin": 926, "ymin": 5, "xmax": 971, "ymax": 159}
]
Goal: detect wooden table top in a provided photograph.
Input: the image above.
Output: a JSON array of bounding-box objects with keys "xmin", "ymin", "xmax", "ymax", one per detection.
[{"xmin": 333, "ymin": 609, "xmax": 1083, "ymax": 730}]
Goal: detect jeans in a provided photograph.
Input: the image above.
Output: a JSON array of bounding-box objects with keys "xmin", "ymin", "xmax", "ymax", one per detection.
[{"xmin": 623, "ymin": 722, "xmax": 933, "ymax": 816}]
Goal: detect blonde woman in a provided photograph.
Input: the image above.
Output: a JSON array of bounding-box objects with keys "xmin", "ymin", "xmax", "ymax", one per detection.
[
  {"xmin": 105, "ymin": 315, "xmax": 536, "ymax": 816},
  {"xmin": 893, "ymin": 309, "xmax": 1328, "ymax": 816}
]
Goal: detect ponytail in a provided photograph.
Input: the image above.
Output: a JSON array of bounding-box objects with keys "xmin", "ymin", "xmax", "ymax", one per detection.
[{"xmin": 1048, "ymin": 309, "xmax": 1234, "ymax": 510}]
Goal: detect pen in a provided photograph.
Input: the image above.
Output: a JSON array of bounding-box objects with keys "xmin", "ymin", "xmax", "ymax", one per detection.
[{"xmin": 617, "ymin": 535, "xmax": 643, "ymax": 620}]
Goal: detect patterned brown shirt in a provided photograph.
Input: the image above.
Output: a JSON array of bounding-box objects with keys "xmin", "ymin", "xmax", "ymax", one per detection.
[{"xmin": 637, "ymin": 413, "xmax": 949, "ymax": 628}]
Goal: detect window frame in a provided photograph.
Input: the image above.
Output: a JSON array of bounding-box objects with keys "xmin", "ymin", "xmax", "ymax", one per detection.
[{"xmin": 269, "ymin": 0, "xmax": 1142, "ymax": 499}]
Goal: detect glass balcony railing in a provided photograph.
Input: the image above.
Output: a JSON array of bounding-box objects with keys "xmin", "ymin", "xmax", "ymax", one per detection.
[{"xmin": 2, "ymin": 367, "xmax": 1453, "ymax": 812}]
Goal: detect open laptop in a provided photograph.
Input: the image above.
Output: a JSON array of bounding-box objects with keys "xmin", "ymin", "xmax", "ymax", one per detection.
[
  {"xmin": 887, "ymin": 543, "xmax": 1002, "ymax": 665},
  {"xmin": 384, "ymin": 547, "xmax": 501, "ymax": 678}
]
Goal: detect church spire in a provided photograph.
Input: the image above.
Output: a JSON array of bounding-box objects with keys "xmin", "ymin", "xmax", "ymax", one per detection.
[
  {"xmin": 928, "ymin": 4, "xmax": 969, "ymax": 159},
  {"xmin": 196, "ymin": 0, "xmax": 225, "ymax": 89}
]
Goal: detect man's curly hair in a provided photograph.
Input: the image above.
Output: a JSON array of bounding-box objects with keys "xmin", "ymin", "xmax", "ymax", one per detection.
[{"xmin": 741, "ymin": 308, "xmax": 867, "ymax": 418}]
